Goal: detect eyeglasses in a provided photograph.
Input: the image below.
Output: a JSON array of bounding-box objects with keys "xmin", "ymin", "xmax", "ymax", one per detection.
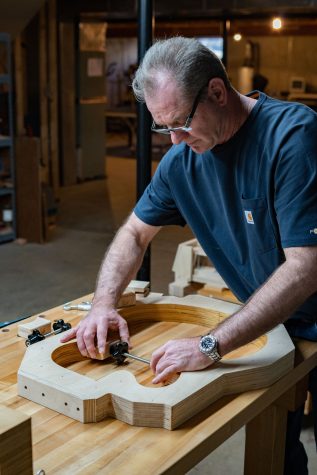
[{"xmin": 151, "ymin": 85, "xmax": 205, "ymax": 135}]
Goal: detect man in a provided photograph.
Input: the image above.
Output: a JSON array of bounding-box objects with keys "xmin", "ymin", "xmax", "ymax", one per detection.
[{"xmin": 62, "ymin": 37, "xmax": 317, "ymax": 472}]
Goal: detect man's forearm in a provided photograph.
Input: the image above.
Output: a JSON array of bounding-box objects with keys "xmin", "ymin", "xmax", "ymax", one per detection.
[
  {"xmin": 214, "ymin": 246, "xmax": 317, "ymax": 356},
  {"xmin": 92, "ymin": 214, "xmax": 159, "ymax": 309}
]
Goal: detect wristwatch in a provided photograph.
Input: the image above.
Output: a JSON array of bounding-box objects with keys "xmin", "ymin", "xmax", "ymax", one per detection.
[{"xmin": 199, "ymin": 333, "xmax": 221, "ymax": 363}]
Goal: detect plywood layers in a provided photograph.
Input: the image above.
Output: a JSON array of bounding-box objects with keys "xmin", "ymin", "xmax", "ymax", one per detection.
[{"xmin": 18, "ymin": 294, "xmax": 295, "ymax": 429}]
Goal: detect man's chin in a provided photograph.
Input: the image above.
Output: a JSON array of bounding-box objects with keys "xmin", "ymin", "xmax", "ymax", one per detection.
[{"xmin": 189, "ymin": 143, "xmax": 208, "ymax": 153}]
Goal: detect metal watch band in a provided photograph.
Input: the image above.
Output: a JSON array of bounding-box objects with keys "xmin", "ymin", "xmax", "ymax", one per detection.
[{"xmin": 199, "ymin": 333, "xmax": 222, "ymax": 363}]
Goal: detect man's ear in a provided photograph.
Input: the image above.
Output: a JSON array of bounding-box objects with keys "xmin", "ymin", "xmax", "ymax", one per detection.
[{"xmin": 207, "ymin": 78, "xmax": 227, "ymax": 106}]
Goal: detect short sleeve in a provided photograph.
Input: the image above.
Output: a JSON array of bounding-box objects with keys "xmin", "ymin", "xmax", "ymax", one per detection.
[
  {"xmin": 134, "ymin": 154, "xmax": 186, "ymax": 226},
  {"xmin": 275, "ymin": 113, "xmax": 317, "ymax": 247}
]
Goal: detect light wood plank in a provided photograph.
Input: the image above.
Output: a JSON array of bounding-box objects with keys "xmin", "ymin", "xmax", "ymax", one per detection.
[{"xmin": 0, "ymin": 405, "xmax": 33, "ymax": 475}]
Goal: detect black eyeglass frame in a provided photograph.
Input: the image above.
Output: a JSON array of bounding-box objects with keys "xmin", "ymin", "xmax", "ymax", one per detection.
[{"xmin": 151, "ymin": 84, "xmax": 207, "ymax": 135}]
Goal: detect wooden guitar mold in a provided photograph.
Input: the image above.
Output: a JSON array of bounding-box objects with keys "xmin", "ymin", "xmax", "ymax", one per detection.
[{"xmin": 17, "ymin": 294, "xmax": 295, "ymax": 430}]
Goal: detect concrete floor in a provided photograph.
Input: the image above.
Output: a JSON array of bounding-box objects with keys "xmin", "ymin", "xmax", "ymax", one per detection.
[{"xmin": 0, "ymin": 150, "xmax": 316, "ymax": 473}]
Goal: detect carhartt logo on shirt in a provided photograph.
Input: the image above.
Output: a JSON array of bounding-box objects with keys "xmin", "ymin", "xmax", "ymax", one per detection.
[
  {"xmin": 244, "ymin": 210, "xmax": 254, "ymax": 224},
  {"xmin": 310, "ymin": 228, "xmax": 317, "ymax": 234}
]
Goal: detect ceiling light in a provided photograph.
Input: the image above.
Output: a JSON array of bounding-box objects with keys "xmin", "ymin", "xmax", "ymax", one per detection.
[
  {"xmin": 233, "ymin": 33, "xmax": 242, "ymax": 41},
  {"xmin": 272, "ymin": 17, "xmax": 282, "ymax": 30}
]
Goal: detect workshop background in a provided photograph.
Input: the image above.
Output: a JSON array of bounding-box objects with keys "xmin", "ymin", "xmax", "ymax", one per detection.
[{"xmin": 1, "ymin": 1, "xmax": 317, "ymax": 473}]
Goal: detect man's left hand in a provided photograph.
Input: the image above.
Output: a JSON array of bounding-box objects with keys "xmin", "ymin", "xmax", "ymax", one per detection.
[{"xmin": 150, "ymin": 336, "xmax": 213, "ymax": 384}]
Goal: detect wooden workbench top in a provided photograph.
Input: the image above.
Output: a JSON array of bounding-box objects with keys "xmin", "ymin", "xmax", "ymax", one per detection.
[{"xmin": 1, "ymin": 294, "xmax": 317, "ymax": 474}]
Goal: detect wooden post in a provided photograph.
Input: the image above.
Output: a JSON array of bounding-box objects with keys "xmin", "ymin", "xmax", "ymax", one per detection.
[
  {"xmin": 14, "ymin": 35, "xmax": 24, "ymax": 136},
  {"xmin": 15, "ymin": 137, "xmax": 43, "ymax": 242},
  {"xmin": 0, "ymin": 405, "xmax": 33, "ymax": 475},
  {"xmin": 48, "ymin": 0, "xmax": 60, "ymax": 197},
  {"xmin": 244, "ymin": 403, "xmax": 288, "ymax": 475},
  {"xmin": 39, "ymin": 3, "xmax": 49, "ymax": 185},
  {"xmin": 59, "ymin": 21, "xmax": 77, "ymax": 185}
]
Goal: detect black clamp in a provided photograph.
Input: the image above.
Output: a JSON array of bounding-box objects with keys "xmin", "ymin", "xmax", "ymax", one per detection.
[
  {"xmin": 25, "ymin": 319, "xmax": 71, "ymax": 347},
  {"xmin": 109, "ymin": 340, "xmax": 129, "ymax": 364},
  {"xmin": 109, "ymin": 340, "xmax": 150, "ymax": 365}
]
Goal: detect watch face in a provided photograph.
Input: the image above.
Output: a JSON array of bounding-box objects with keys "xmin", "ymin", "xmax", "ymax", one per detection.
[{"xmin": 200, "ymin": 335, "xmax": 216, "ymax": 353}]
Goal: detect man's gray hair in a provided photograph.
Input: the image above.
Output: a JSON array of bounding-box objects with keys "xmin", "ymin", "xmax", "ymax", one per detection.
[{"xmin": 132, "ymin": 36, "xmax": 231, "ymax": 104}]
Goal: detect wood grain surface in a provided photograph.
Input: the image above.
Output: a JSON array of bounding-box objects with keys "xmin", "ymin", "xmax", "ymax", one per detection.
[
  {"xmin": 0, "ymin": 405, "xmax": 32, "ymax": 475},
  {"xmin": 17, "ymin": 294, "xmax": 294, "ymax": 429},
  {"xmin": 0, "ymin": 293, "xmax": 316, "ymax": 474}
]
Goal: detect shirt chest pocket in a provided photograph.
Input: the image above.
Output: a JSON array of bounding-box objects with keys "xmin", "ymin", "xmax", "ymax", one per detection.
[{"xmin": 241, "ymin": 196, "xmax": 278, "ymax": 253}]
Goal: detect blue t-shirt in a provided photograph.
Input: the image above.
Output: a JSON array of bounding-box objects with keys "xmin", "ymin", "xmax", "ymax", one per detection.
[{"xmin": 134, "ymin": 92, "xmax": 317, "ymax": 319}]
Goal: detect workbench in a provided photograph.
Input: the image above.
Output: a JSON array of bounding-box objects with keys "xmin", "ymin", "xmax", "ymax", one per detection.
[
  {"xmin": 1, "ymin": 293, "xmax": 317, "ymax": 475},
  {"xmin": 105, "ymin": 107, "xmax": 137, "ymax": 148}
]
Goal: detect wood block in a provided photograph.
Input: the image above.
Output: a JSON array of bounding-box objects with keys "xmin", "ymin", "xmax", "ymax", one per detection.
[
  {"xmin": 126, "ymin": 280, "xmax": 150, "ymax": 296},
  {"xmin": 117, "ymin": 291, "xmax": 136, "ymax": 308},
  {"xmin": 197, "ymin": 284, "xmax": 241, "ymax": 304},
  {"xmin": 168, "ymin": 279, "xmax": 203, "ymax": 297},
  {"xmin": 0, "ymin": 405, "xmax": 33, "ymax": 475},
  {"xmin": 18, "ymin": 316, "xmax": 51, "ymax": 338},
  {"xmin": 18, "ymin": 294, "xmax": 294, "ymax": 430}
]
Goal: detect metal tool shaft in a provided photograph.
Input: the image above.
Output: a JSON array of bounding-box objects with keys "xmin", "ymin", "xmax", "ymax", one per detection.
[
  {"xmin": 44, "ymin": 327, "xmax": 64, "ymax": 338},
  {"xmin": 123, "ymin": 352, "xmax": 150, "ymax": 365}
]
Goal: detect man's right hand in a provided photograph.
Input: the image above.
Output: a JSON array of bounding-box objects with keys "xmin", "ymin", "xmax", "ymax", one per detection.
[
  {"xmin": 60, "ymin": 213, "xmax": 159, "ymax": 359},
  {"xmin": 60, "ymin": 306, "xmax": 130, "ymax": 359}
]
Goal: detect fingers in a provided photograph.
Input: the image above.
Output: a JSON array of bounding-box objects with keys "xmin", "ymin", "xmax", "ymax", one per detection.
[
  {"xmin": 62, "ymin": 309, "xmax": 130, "ymax": 359},
  {"xmin": 150, "ymin": 345, "xmax": 167, "ymax": 373},
  {"xmin": 151, "ymin": 345, "xmax": 179, "ymax": 384},
  {"xmin": 75, "ymin": 326, "xmax": 92, "ymax": 358},
  {"xmin": 117, "ymin": 317, "xmax": 130, "ymax": 347},
  {"xmin": 60, "ymin": 327, "xmax": 77, "ymax": 343},
  {"xmin": 152, "ymin": 365, "xmax": 178, "ymax": 384},
  {"xmin": 83, "ymin": 328, "xmax": 98, "ymax": 359},
  {"xmin": 151, "ymin": 343, "xmax": 180, "ymax": 384},
  {"xmin": 151, "ymin": 337, "xmax": 212, "ymax": 384},
  {"xmin": 96, "ymin": 322, "xmax": 108, "ymax": 355},
  {"xmin": 59, "ymin": 322, "xmax": 95, "ymax": 357}
]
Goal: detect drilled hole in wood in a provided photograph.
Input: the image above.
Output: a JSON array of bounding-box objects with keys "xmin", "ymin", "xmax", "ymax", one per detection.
[
  {"xmin": 42, "ymin": 393, "xmax": 45, "ymax": 397},
  {"xmin": 64, "ymin": 402, "xmax": 68, "ymax": 406},
  {"xmin": 24, "ymin": 385, "xmax": 27, "ymax": 389},
  {"xmin": 77, "ymin": 407, "xmax": 80, "ymax": 411}
]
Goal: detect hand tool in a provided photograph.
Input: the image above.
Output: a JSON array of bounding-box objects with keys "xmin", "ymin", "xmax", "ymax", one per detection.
[
  {"xmin": 63, "ymin": 301, "xmax": 92, "ymax": 311},
  {"xmin": 25, "ymin": 319, "xmax": 71, "ymax": 346},
  {"xmin": 109, "ymin": 340, "xmax": 150, "ymax": 365}
]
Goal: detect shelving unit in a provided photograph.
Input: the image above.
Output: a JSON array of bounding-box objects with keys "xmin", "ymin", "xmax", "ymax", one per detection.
[{"xmin": 0, "ymin": 32, "xmax": 15, "ymax": 243}]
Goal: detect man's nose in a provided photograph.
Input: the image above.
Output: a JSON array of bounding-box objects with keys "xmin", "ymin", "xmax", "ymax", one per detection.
[{"xmin": 170, "ymin": 130, "xmax": 187, "ymax": 145}]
